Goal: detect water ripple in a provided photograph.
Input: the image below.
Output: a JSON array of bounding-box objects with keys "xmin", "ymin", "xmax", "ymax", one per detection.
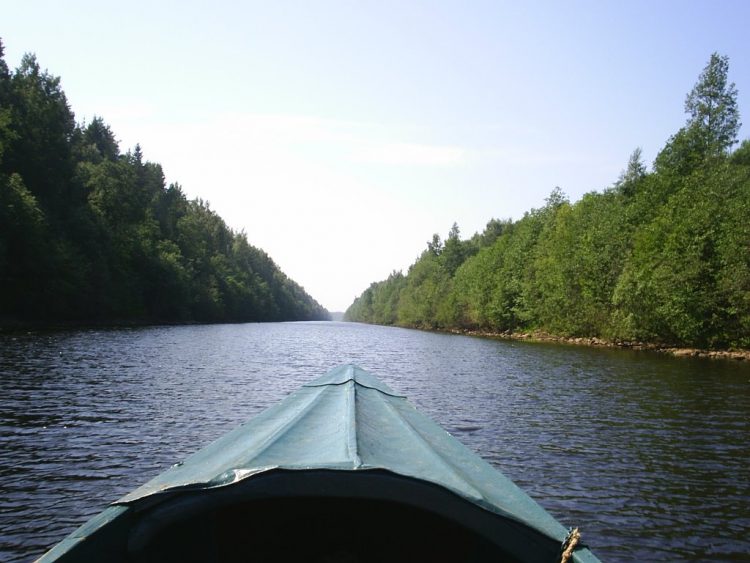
[{"xmin": 1, "ymin": 322, "xmax": 748, "ymax": 562}]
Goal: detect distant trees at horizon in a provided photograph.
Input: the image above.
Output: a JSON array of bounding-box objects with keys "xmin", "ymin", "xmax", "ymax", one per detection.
[{"xmin": 346, "ymin": 53, "xmax": 750, "ymax": 350}]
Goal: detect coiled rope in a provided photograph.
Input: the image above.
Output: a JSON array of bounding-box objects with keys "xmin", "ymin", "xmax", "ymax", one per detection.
[{"xmin": 559, "ymin": 527, "xmax": 581, "ymax": 563}]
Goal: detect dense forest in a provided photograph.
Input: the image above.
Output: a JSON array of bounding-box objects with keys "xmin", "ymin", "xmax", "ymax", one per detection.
[
  {"xmin": 346, "ymin": 53, "xmax": 750, "ymax": 350},
  {"xmin": 0, "ymin": 41, "xmax": 329, "ymax": 324}
]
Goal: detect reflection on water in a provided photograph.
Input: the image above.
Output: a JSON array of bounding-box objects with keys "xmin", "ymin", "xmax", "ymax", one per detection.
[{"xmin": 1, "ymin": 322, "xmax": 748, "ymax": 561}]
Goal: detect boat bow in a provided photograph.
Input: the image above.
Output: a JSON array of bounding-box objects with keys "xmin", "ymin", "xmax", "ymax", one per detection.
[{"xmin": 40, "ymin": 364, "xmax": 600, "ymax": 563}]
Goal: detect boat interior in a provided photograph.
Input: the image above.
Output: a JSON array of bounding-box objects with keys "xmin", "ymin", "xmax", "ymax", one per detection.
[{"xmin": 119, "ymin": 469, "xmax": 562, "ymax": 563}]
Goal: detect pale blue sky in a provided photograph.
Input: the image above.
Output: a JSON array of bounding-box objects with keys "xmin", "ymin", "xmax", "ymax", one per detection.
[{"xmin": 3, "ymin": 1, "xmax": 749, "ymax": 311}]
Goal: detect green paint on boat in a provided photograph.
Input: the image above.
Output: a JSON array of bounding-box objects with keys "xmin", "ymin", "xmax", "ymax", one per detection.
[{"xmin": 38, "ymin": 364, "xmax": 600, "ymax": 562}]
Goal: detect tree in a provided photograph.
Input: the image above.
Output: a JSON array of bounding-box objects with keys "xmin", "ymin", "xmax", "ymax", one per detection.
[
  {"xmin": 476, "ymin": 218, "xmax": 511, "ymax": 248},
  {"xmin": 441, "ymin": 222, "xmax": 467, "ymax": 275},
  {"xmin": 4, "ymin": 53, "xmax": 76, "ymax": 217},
  {"xmin": 426, "ymin": 233, "xmax": 442, "ymax": 256},
  {"xmin": 0, "ymin": 45, "xmax": 329, "ymax": 324},
  {"xmin": 530, "ymin": 191, "xmax": 629, "ymax": 336},
  {"xmin": 80, "ymin": 116, "xmax": 119, "ymax": 162},
  {"xmin": 0, "ymin": 39, "xmax": 8, "ymax": 82},
  {"xmin": 684, "ymin": 52, "xmax": 740, "ymax": 155},
  {"xmin": 544, "ymin": 186, "xmax": 568, "ymax": 208},
  {"xmin": 0, "ymin": 39, "xmax": 14, "ymax": 164},
  {"xmin": 731, "ymin": 140, "xmax": 750, "ymax": 166},
  {"xmin": 655, "ymin": 53, "xmax": 740, "ymax": 176},
  {"xmin": 346, "ymin": 54, "xmax": 748, "ymax": 350},
  {"xmin": 615, "ymin": 148, "xmax": 646, "ymax": 197},
  {"xmin": 397, "ymin": 253, "xmax": 448, "ymax": 328},
  {"xmin": 0, "ymin": 173, "xmax": 48, "ymax": 314}
]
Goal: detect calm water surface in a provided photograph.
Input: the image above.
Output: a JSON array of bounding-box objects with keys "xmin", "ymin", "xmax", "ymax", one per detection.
[{"xmin": 1, "ymin": 322, "xmax": 748, "ymax": 561}]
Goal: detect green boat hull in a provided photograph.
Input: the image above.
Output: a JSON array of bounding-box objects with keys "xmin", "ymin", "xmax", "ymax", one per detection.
[{"xmin": 39, "ymin": 364, "xmax": 600, "ymax": 562}]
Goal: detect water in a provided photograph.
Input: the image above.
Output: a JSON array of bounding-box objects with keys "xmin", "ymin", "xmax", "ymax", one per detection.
[{"xmin": 1, "ymin": 322, "xmax": 748, "ymax": 561}]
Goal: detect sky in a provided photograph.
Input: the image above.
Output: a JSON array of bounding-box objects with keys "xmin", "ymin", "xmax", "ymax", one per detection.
[{"xmin": 3, "ymin": 1, "xmax": 749, "ymax": 312}]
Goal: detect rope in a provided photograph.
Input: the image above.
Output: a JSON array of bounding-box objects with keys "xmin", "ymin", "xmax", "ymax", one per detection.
[{"xmin": 559, "ymin": 527, "xmax": 581, "ymax": 563}]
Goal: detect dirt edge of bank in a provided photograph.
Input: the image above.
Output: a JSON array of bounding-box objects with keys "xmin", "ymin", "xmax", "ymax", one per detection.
[{"xmin": 443, "ymin": 328, "xmax": 750, "ymax": 361}]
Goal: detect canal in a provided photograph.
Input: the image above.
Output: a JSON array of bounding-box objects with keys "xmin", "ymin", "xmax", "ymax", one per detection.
[{"xmin": 1, "ymin": 321, "xmax": 748, "ymax": 561}]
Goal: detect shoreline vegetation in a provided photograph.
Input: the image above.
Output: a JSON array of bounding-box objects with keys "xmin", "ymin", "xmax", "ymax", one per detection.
[
  {"xmin": 346, "ymin": 53, "xmax": 750, "ymax": 357},
  {"xmin": 0, "ymin": 40, "xmax": 329, "ymax": 325},
  {"xmin": 0, "ymin": 317, "xmax": 264, "ymax": 333}
]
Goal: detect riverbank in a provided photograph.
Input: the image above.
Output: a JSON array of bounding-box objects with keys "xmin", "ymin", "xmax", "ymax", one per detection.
[
  {"xmin": 445, "ymin": 328, "xmax": 750, "ymax": 361},
  {"xmin": 0, "ymin": 316, "xmax": 333, "ymax": 333}
]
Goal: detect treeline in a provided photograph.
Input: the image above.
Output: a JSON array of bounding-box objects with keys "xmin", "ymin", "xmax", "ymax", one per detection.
[
  {"xmin": 346, "ymin": 53, "xmax": 750, "ymax": 350},
  {"xmin": 0, "ymin": 41, "xmax": 329, "ymax": 324}
]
